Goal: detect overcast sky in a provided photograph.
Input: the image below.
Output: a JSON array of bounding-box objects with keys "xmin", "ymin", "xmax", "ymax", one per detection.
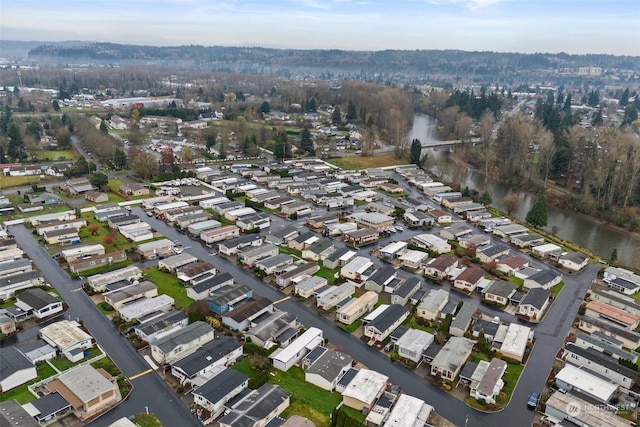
[{"xmin": 2, "ymin": 0, "xmax": 639, "ymax": 56}]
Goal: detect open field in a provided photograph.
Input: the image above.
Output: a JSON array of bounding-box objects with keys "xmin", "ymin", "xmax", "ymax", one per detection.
[
  {"xmin": 38, "ymin": 150, "xmax": 80, "ymax": 161},
  {"xmin": 0, "ymin": 174, "xmax": 44, "ymax": 189},
  {"xmin": 143, "ymin": 266, "xmax": 194, "ymax": 309},
  {"xmin": 327, "ymin": 153, "xmax": 410, "ymax": 170}
]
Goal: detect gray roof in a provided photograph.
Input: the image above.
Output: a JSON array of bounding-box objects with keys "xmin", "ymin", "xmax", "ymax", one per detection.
[
  {"xmin": 450, "ymin": 301, "xmax": 478, "ymax": 332},
  {"xmin": 520, "ymin": 288, "xmax": 550, "ymax": 310},
  {"xmin": 0, "ymin": 346, "xmax": 33, "ymax": 382},
  {"xmin": 305, "ymin": 239, "xmax": 334, "ymax": 255},
  {"xmin": 324, "ymin": 247, "xmax": 351, "ymax": 263},
  {"xmin": 239, "ymin": 243, "xmax": 278, "ymax": 258},
  {"xmin": 0, "ymin": 400, "xmax": 39, "ymax": 427},
  {"xmin": 484, "ymin": 280, "xmax": 517, "ymax": 298},
  {"xmin": 246, "ymin": 312, "xmax": 296, "ymax": 343},
  {"xmin": 104, "ymin": 281, "xmax": 157, "ymax": 304},
  {"xmin": 477, "ymin": 244, "xmax": 509, "ymax": 257},
  {"xmin": 293, "ymin": 231, "xmax": 316, "ymax": 244},
  {"xmin": 219, "ymin": 234, "xmax": 262, "ymax": 249},
  {"xmin": 192, "ymin": 368, "xmax": 248, "ymax": 405},
  {"xmin": 431, "ymin": 337, "xmax": 474, "ymax": 372},
  {"xmin": 337, "ymin": 368, "xmax": 359, "ymax": 388},
  {"xmin": 0, "ymin": 259, "xmax": 32, "ymax": 273},
  {"xmin": 220, "ymin": 384, "xmax": 290, "ymax": 427},
  {"xmin": 208, "ymin": 284, "xmax": 252, "ymax": 306},
  {"xmin": 153, "ymin": 321, "xmax": 214, "ymax": 354},
  {"xmin": 172, "ymin": 336, "xmax": 242, "ymax": 376},
  {"xmin": 367, "ymin": 266, "xmax": 396, "ymax": 286},
  {"xmin": 565, "ymin": 343, "xmax": 638, "ymax": 380},
  {"xmin": 306, "ymin": 349, "xmax": 353, "ymax": 382},
  {"xmin": 16, "ymin": 288, "xmax": 60, "ymax": 310},
  {"xmin": 192, "ymin": 272, "xmax": 234, "ymax": 294},
  {"xmin": 367, "ymin": 304, "xmax": 408, "ymax": 333},
  {"xmin": 527, "ymin": 270, "xmax": 562, "ymax": 286},
  {"xmin": 580, "ymin": 315, "xmax": 640, "ymax": 342},
  {"xmin": 257, "ymin": 254, "xmax": 292, "ymax": 269},
  {"xmin": 472, "ymin": 319, "xmax": 500, "ymax": 337},
  {"xmin": 30, "ymin": 392, "xmax": 71, "ymax": 421},
  {"xmin": 393, "ymin": 277, "xmax": 420, "ymax": 298},
  {"xmin": 136, "ymin": 310, "xmax": 187, "ymax": 336}
]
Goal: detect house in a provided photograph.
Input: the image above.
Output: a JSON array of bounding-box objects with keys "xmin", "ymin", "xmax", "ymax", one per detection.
[
  {"xmin": 603, "ymin": 266, "xmax": 640, "ymax": 295},
  {"xmin": 403, "ymin": 211, "xmax": 433, "ymax": 228},
  {"xmin": 390, "ymin": 277, "xmax": 421, "ymax": 306},
  {"xmin": 363, "ymin": 304, "xmax": 409, "ymax": 343},
  {"xmin": 86, "ymin": 265, "xmax": 142, "ymax": 292},
  {"xmin": 178, "ymin": 262, "xmax": 216, "ymax": 284},
  {"xmin": 341, "ymin": 369, "xmax": 389, "ymax": 411},
  {"xmin": 429, "ymin": 209, "xmax": 452, "ymax": 224},
  {"xmin": 218, "ymin": 384, "xmax": 290, "ymax": 427},
  {"xmin": 221, "ymin": 297, "xmax": 274, "ymax": 331},
  {"xmin": 0, "ymin": 258, "xmax": 33, "ymax": 279},
  {"xmin": 379, "ymin": 241, "xmax": 408, "ymax": 259},
  {"xmin": 475, "ymin": 244, "xmax": 510, "ymax": 263},
  {"xmin": 578, "ymin": 315, "xmax": 640, "ymax": 350},
  {"xmin": 24, "ymin": 391, "xmax": 72, "ymax": 424},
  {"xmin": 323, "ymin": 247, "xmax": 356, "ymax": 270},
  {"xmin": 495, "ymin": 323, "xmax": 531, "ymax": 363},
  {"xmin": 40, "ymin": 320, "xmax": 93, "ymax": 362},
  {"xmin": 119, "ymin": 183, "xmax": 149, "ymax": 196},
  {"xmin": 365, "ymin": 202, "xmax": 395, "ymax": 216},
  {"xmin": 590, "ymin": 289, "xmax": 640, "ymax": 317},
  {"xmin": 133, "ymin": 310, "xmax": 188, "ymax": 344},
  {"xmin": 380, "ymin": 182, "xmax": 404, "ymax": 194},
  {"xmin": 118, "ymin": 295, "xmax": 174, "ymax": 322},
  {"xmin": 517, "ymin": 288, "xmax": 551, "ymax": 320},
  {"xmin": 336, "ymin": 291, "xmax": 378, "ymax": 325},
  {"xmin": 316, "ymin": 283, "xmax": 356, "ymax": 311},
  {"xmin": 458, "ymin": 234, "xmax": 491, "ymax": 250},
  {"xmin": 187, "ymin": 272, "xmax": 234, "ymax": 301},
  {"xmin": 0, "ymin": 270, "xmax": 44, "ymax": 300},
  {"xmin": 150, "ymin": 321, "xmax": 215, "ymax": 364},
  {"xmin": 545, "ymin": 390, "xmax": 629, "ymax": 427},
  {"xmin": 363, "ymin": 266, "xmax": 396, "ymax": 293},
  {"xmin": 84, "ymin": 191, "xmax": 109, "ymax": 203},
  {"xmin": 171, "ymin": 336, "xmax": 243, "ymax": 387},
  {"xmin": 340, "ymin": 256, "xmax": 375, "ymax": 281},
  {"xmin": 411, "ymin": 233, "xmax": 451, "ymax": 254},
  {"xmin": 177, "ymin": 213, "xmax": 212, "ymax": 230},
  {"xmin": 553, "ymin": 364, "xmax": 618, "ymax": 404},
  {"xmin": 453, "ymin": 267, "xmax": 485, "ymax": 293},
  {"xmin": 218, "ymin": 235, "xmax": 263, "ymax": 256},
  {"xmin": 187, "ymin": 220, "xmax": 222, "ymax": 236},
  {"xmin": 558, "ymin": 252, "xmax": 589, "ymax": 272},
  {"xmin": 510, "ymin": 233, "xmax": 544, "ymax": 248},
  {"xmin": 43, "ymin": 228, "xmax": 80, "ymax": 245},
  {"xmin": 36, "ymin": 219, "xmax": 87, "ymax": 236},
  {"xmin": 295, "ymin": 276, "xmax": 328, "ymax": 299},
  {"xmin": 191, "ymin": 368, "xmax": 249, "ymax": 419},
  {"xmin": 69, "ymin": 250, "xmax": 128, "ymax": 274},
  {"xmin": 264, "ymin": 227, "xmax": 299, "ymax": 246},
  {"xmin": 482, "ymin": 280, "xmax": 517, "ymax": 306},
  {"xmin": 495, "ymin": 256, "xmax": 530, "ymax": 275},
  {"xmin": 103, "ymin": 281, "xmax": 158, "ymax": 310},
  {"xmin": 430, "ymin": 337, "xmax": 474, "ymax": 381},
  {"xmin": 254, "ymin": 254, "xmax": 293, "ymax": 276},
  {"xmin": 384, "ymin": 394, "xmax": 434, "ymax": 427},
  {"xmin": 439, "ymin": 225, "xmax": 473, "ymax": 241},
  {"xmin": 344, "ymin": 228, "xmax": 379, "ymax": 246},
  {"xmin": 276, "ymin": 262, "xmax": 319, "ymax": 288},
  {"xmin": 423, "ymin": 255, "xmax": 459, "ymax": 280},
  {"xmin": 270, "ymin": 327, "xmax": 324, "ymax": 372},
  {"xmin": 449, "ymin": 302, "xmax": 478, "ymax": 337},
  {"xmin": 416, "ymin": 289, "xmax": 449, "ymax": 321},
  {"xmin": 492, "ymin": 223, "xmax": 529, "ymax": 238},
  {"xmin": 397, "ymin": 328, "xmax": 434, "ymax": 363},
  {"xmin": 470, "ymin": 358, "xmax": 507, "ymax": 404},
  {"xmin": 207, "ymin": 284, "xmax": 253, "ymax": 314},
  {"xmin": 523, "ymin": 270, "xmax": 562, "ymax": 290},
  {"xmin": 585, "ymin": 300, "xmax": 640, "ymax": 330},
  {"xmin": 305, "ymin": 349, "xmax": 354, "ymax": 391},
  {"xmin": 137, "ymin": 239, "xmax": 175, "ymax": 259},
  {"xmin": 349, "ymin": 212, "xmax": 394, "ymax": 231},
  {"xmin": 15, "ymin": 288, "xmax": 63, "ymax": 319},
  {"xmin": 563, "ymin": 343, "xmax": 638, "ymax": 388},
  {"xmin": 200, "ymin": 225, "xmax": 241, "ymax": 245},
  {"xmin": 397, "ymin": 249, "xmax": 429, "ymax": 270},
  {"xmin": 158, "ymin": 253, "xmax": 199, "ymax": 273},
  {"xmin": 64, "ymin": 177, "xmax": 95, "ymax": 195},
  {"xmin": 531, "ymin": 243, "xmax": 562, "ymax": 259},
  {"xmin": 301, "ymin": 239, "xmax": 335, "ymax": 261},
  {"xmin": 244, "ymin": 311, "xmax": 298, "ymax": 349},
  {"xmin": 238, "ymin": 244, "xmax": 279, "ymax": 265},
  {"xmin": 44, "ymin": 364, "xmax": 119, "ymax": 416},
  {"xmin": 0, "ymin": 346, "xmax": 37, "ymax": 392}
]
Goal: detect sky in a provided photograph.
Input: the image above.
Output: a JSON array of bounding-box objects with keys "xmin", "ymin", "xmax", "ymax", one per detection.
[{"xmin": 1, "ymin": 0, "xmax": 639, "ymax": 56}]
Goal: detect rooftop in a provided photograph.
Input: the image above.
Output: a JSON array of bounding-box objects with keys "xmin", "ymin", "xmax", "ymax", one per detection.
[{"xmin": 341, "ymin": 368, "xmax": 389, "ymax": 405}]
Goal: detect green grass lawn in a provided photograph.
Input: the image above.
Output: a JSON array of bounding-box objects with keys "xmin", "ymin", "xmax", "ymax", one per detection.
[
  {"xmin": 315, "ymin": 266, "xmax": 340, "ymax": 284},
  {"xmin": 497, "ymin": 362, "xmax": 525, "ymax": 406},
  {"xmin": 339, "ymin": 318, "xmax": 362, "ymax": 333},
  {"xmin": 108, "ymin": 178, "xmax": 125, "ymax": 193},
  {"xmin": 0, "ymin": 363, "xmax": 58, "ymax": 404},
  {"xmin": 550, "ymin": 282, "xmax": 565, "ymax": 298},
  {"xmin": 278, "ymin": 246, "xmax": 302, "ymax": 259},
  {"xmin": 50, "ymin": 348, "xmax": 103, "ymax": 371},
  {"xmin": 143, "ymin": 266, "xmax": 194, "ymax": 309},
  {"xmin": 77, "ymin": 213, "xmax": 139, "ymax": 253},
  {"xmin": 508, "ymin": 276, "xmax": 525, "ymax": 286},
  {"xmin": 327, "ymin": 153, "xmax": 410, "ymax": 170},
  {"xmin": 38, "ymin": 150, "xmax": 79, "ymax": 161},
  {"xmin": 132, "ymin": 413, "xmax": 163, "ymax": 427},
  {"xmin": 70, "ymin": 260, "xmax": 133, "ymax": 277}
]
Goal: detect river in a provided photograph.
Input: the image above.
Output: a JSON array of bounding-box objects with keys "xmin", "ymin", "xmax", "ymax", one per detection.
[{"xmin": 407, "ymin": 114, "xmax": 640, "ymax": 269}]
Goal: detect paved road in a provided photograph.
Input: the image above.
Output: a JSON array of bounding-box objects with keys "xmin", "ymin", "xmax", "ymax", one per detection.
[
  {"xmin": 9, "ymin": 225, "xmax": 201, "ymax": 427},
  {"xmin": 135, "ymin": 207, "xmax": 598, "ymax": 427}
]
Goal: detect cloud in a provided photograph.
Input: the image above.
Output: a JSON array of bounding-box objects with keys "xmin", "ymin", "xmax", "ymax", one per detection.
[{"xmin": 423, "ymin": 0, "xmax": 509, "ymax": 9}]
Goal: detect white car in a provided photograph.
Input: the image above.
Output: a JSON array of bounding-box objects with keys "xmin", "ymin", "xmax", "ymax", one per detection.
[{"xmin": 395, "ymin": 226, "xmax": 404, "ymax": 232}]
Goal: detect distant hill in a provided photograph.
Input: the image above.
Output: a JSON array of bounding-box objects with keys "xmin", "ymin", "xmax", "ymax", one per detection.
[{"xmin": 19, "ymin": 41, "xmax": 640, "ymax": 75}]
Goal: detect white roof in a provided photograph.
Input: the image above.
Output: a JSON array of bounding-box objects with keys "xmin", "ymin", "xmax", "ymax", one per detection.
[
  {"xmin": 226, "ymin": 207, "xmax": 256, "ymax": 217},
  {"xmin": 61, "ymin": 244, "xmax": 105, "ymax": 257},
  {"xmin": 398, "ymin": 249, "xmax": 429, "ymax": 264},
  {"xmin": 413, "ymin": 234, "xmax": 449, "ymax": 247},
  {"xmin": 342, "ymin": 256, "xmax": 373, "ymax": 274},
  {"xmin": 155, "ymin": 201, "xmax": 189, "ymax": 211},
  {"xmin": 380, "ymin": 241, "xmax": 408, "ymax": 255},
  {"xmin": 363, "ymin": 304, "xmax": 389, "ymax": 323},
  {"xmin": 342, "ymin": 369, "xmax": 389, "ymax": 405},
  {"xmin": 138, "ymin": 239, "xmax": 174, "ymax": 252},
  {"xmin": 532, "ymin": 243, "xmax": 562, "ymax": 253},
  {"xmin": 555, "ymin": 364, "xmax": 618, "ymax": 402},
  {"xmin": 40, "ymin": 320, "xmax": 92, "ymax": 351},
  {"xmin": 271, "ymin": 327, "xmax": 323, "ymax": 364},
  {"xmin": 57, "ymin": 364, "xmax": 116, "ymax": 404},
  {"xmin": 500, "ymin": 323, "xmax": 530, "ymax": 358},
  {"xmin": 118, "ymin": 295, "xmax": 174, "ymax": 320},
  {"xmin": 396, "ymin": 329, "xmax": 434, "ymax": 353},
  {"xmin": 384, "ymin": 394, "xmax": 433, "ymax": 427}
]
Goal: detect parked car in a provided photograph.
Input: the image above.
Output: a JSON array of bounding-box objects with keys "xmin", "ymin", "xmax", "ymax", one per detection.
[{"xmin": 527, "ymin": 392, "xmax": 539, "ymax": 409}]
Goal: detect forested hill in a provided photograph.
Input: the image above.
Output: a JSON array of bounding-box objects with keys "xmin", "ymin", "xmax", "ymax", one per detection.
[{"xmin": 27, "ymin": 42, "xmax": 640, "ymax": 74}]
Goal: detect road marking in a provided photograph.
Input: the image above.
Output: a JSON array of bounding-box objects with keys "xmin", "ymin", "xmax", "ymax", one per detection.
[
  {"xmin": 129, "ymin": 369, "xmax": 153, "ymax": 380},
  {"xmin": 273, "ymin": 296, "xmax": 290, "ymax": 304}
]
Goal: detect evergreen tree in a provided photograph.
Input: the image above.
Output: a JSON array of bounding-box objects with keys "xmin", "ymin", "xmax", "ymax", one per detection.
[
  {"xmin": 300, "ymin": 127, "xmax": 314, "ymax": 154},
  {"xmin": 331, "ymin": 107, "xmax": 342, "ymax": 125},
  {"xmin": 113, "ymin": 148, "xmax": 127, "ymax": 170},
  {"xmin": 346, "ymin": 101, "xmax": 357, "ymax": 122},
  {"xmin": 99, "ymin": 120, "xmax": 109, "ymax": 134},
  {"xmin": 526, "ymin": 196, "xmax": 548, "ymax": 227},
  {"xmin": 611, "ymin": 248, "xmax": 618, "ymax": 264},
  {"xmin": 206, "ymin": 133, "xmax": 216, "ymax": 149},
  {"xmin": 7, "ymin": 121, "xmax": 26, "ymax": 161},
  {"xmin": 410, "ymin": 138, "xmax": 422, "ymax": 165},
  {"xmin": 0, "ymin": 147, "xmax": 6, "ymax": 163},
  {"xmin": 260, "ymin": 101, "xmax": 270, "ymax": 114},
  {"xmin": 592, "ymin": 109, "xmax": 603, "ymax": 126},
  {"xmin": 619, "ymin": 88, "xmax": 630, "ymax": 107},
  {"xmin": 89, "ymin": 171, "xmax": 109, "ymax": 188},
  {"xmin": 479, "ymin": 190, "xmax": 492, "ymax": 205},
  {"xmin": 52, "ymin": 100, "xmax": 60, "ymax": 112}
]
